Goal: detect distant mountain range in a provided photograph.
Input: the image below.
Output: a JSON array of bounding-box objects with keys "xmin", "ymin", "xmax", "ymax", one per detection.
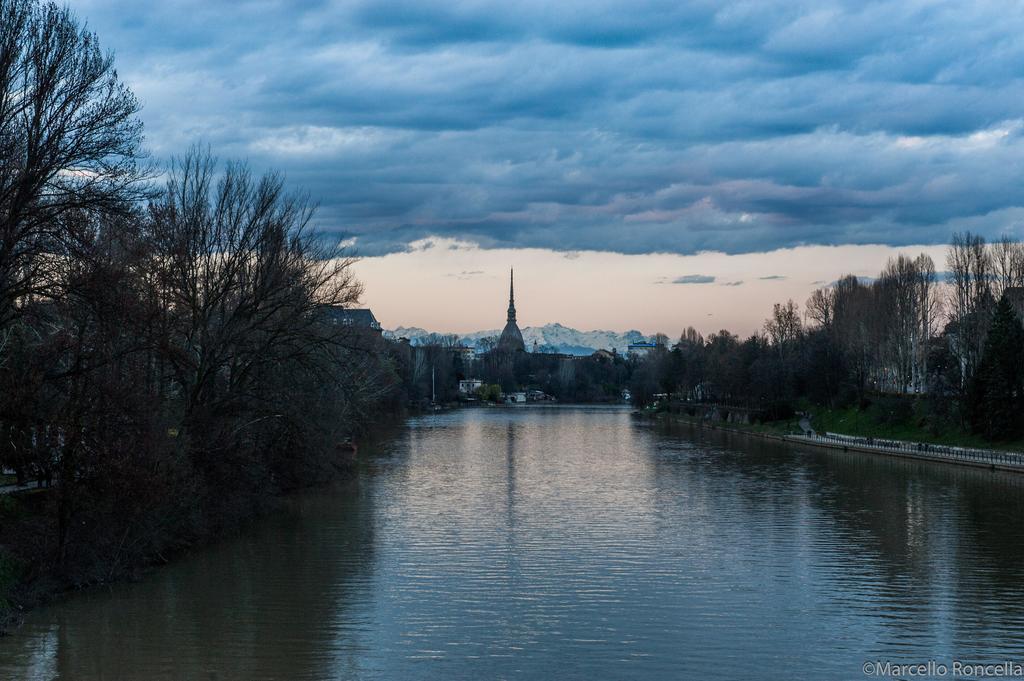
[{"xmin": 385, "ymin": 323, "xmax": 650, "ymax": 355}]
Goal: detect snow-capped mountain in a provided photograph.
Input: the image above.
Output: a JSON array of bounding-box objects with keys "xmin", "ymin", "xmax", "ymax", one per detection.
[{"xmin": 385, "ymin": 323, "xmax": 650, "ymax": 355}]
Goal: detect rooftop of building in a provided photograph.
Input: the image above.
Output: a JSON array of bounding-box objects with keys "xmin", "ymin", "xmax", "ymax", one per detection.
[{"xmin": 324, "ymin": 307, "xmax": 381, "ymax": 330}]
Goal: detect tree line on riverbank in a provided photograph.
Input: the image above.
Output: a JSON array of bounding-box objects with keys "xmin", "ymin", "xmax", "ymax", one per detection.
[
  {"xmin": 480, "ymin": 350, "xmax": 631, "ymax": 402},
  {"xmin": 389, "ymin": 331, "xmax": 635, "ymax": 405},
  {"xmin": 630, "ymin": 235, "xmax": 1024, "ymax": 444},
  {"xmin": 0, "ymin": 0, "xmax": 400, "ymax": 617}
]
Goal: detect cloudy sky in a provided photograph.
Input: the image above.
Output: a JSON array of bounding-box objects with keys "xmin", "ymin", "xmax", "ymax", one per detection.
[{"xmin": 72, "ymin": 0, "xmax": 1024, "ymax": 335}]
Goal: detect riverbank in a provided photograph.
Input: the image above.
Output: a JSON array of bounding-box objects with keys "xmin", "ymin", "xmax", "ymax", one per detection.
[
  {"xmin": 0, "ymin": 485, "xmax": 336, "ymax": 635},
  {"xmin": 0, "ymin": 417, "xmax": 403, "ymax": 636},
  {"xmin": 643, "ymin": 410, "xmax": 1024, "ymax": 474}
]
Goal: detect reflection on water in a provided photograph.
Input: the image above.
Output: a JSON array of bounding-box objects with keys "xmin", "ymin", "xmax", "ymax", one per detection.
[{"xmin": 3, "ymin": 405, "xmax": 1024, "ymax": 679}]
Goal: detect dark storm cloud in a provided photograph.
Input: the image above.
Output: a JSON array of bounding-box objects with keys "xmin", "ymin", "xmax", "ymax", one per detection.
[{"xmin": 72, "ymin": 0, "xmax": 1024, "ymax": 256}]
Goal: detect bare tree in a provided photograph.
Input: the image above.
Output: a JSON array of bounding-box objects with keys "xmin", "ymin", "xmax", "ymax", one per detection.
[
  {"xmin": 0, "ymin": 2, "xmax": 406, "ymax": 590},
  {"xmin": 764, "ymin": 299, "xmax": 801, "ymax": 357},
  {"xmin": 677, "ymin": 326, "xmax": 704, "ymax": 348},
  {"xmin": 992, "ymin": 234, "xmax": 1024, "ymax": 300},
  {"xmin": 831, "ymin": 275, "xmax": 875, "ymax": 398},
  {"xmin": 912, "ymin": 253, "xmax": 940, "ymax": 391},
  {"xmin": 144, "ymin": 149, "xmax": 363, "ymax": 467},
  {"xmin": 946, "ymin": 231, "xmax": 993, "ymax": 386},
  {"xmin": 876, "ymin": 255, "xmax": 920, "ymax": 393},
  {"xmin": 805, "ymin": 286, "xmax": 835, "ymax": 329},
  {"xmin": 0, "ymin": 0, "xmax": 145, "ymax": 327}
]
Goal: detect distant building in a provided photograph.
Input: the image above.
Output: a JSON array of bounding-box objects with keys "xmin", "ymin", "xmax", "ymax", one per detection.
[
  {"xmin": 452, "ymin": 345, "xmax": 476, "ymax": 363},
  {"xmin": 627, "ymin": 341, "xmax": 658, "ymax": 359},
  {"xmin": 324, "ymin": 307, "xmax": 382, "ymax": 332},
  {"xmin": 507, "ymin": 391, "xmax": 527, "ymax": 403},
  {"xmin": 459, "ymin": 378, "xmax": 483, "ymax": 395},
  {"xmin": 497, "ymin": 269, "xmax": 526, "ymax": 353}
]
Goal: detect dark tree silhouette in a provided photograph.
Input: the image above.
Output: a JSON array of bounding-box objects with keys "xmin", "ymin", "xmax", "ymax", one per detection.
[
  {"xmin": 0, "ymin": 0, "xmax": 146, "ymax": 326},
  {"xmin": 967, "ymin": 295, "xmax": 1024, "ymax": 440}
]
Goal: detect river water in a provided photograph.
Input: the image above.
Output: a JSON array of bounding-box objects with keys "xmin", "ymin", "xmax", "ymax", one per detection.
[{"xmin": 3, "ymin": 405, "xmax": 1024, "ymax": 680}]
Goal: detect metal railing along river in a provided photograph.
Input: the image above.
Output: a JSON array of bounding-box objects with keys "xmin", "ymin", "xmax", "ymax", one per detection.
[{"xmin": 795, "ymin": 431, "xmax": 1024, "ymax": 470}]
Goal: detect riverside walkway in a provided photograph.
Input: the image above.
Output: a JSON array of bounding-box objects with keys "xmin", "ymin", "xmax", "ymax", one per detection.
[
  {"xmin": 785, "ymin": 431, "xmax": 1024, "ymax": 473},
  {"xmin": 657, "ymin": 403, "xmax": 1024, "ymax": 474}
]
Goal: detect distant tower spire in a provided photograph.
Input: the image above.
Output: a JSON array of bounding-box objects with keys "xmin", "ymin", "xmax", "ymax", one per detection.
[
  {"xmin": 507, "ymin": 268, "xmax": 517, "ymax": 323},
  {"xmin": 497, "ymin": 266, "xmax": 525, "ymax": 353}
]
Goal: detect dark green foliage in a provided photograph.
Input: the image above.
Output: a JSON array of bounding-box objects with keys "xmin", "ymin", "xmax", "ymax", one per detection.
[
  {"xmin": 871, "ymin": 395, "xmax": 915, "ymax": 426},
  {"xmin": 761, "ymin": 401, "xmax": 796, "ymax": 422},
  {"xmin": 802, "ymin": 329, "xmax": 848, "ymax": 407},
  {"xmin": 967, "ymin": 296, "xmax": 1024, "ymax": 440}
]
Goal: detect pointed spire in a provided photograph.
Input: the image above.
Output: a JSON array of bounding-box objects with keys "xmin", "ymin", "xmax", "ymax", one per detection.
[
  {"xmin": 498, "ymin": 265, "xmax": 525, "ymax": 352},
  {"xmin": 507, "ymin": 268, "xmax": 517, "ymax": 323}
]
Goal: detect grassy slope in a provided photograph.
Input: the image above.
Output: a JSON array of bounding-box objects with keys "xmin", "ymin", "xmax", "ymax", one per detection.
[
  {"xmin": 655, "ymin": 398, "xmax": 1024, "ymax": 453},
  {"xmin": 808, "ymin": 404, "xmax": 1024, "ymax": 452}
]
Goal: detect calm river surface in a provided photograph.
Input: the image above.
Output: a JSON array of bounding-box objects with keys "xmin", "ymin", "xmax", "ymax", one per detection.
[{"xmin": 3, "ymin": 405, "xmax": 1024, "ymax": 679}]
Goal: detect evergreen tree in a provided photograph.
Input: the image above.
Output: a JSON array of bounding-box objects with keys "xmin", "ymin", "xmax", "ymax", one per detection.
[{"xmin": 967, "ymin": 295, "xmax": 1024, "ymax": 440}]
